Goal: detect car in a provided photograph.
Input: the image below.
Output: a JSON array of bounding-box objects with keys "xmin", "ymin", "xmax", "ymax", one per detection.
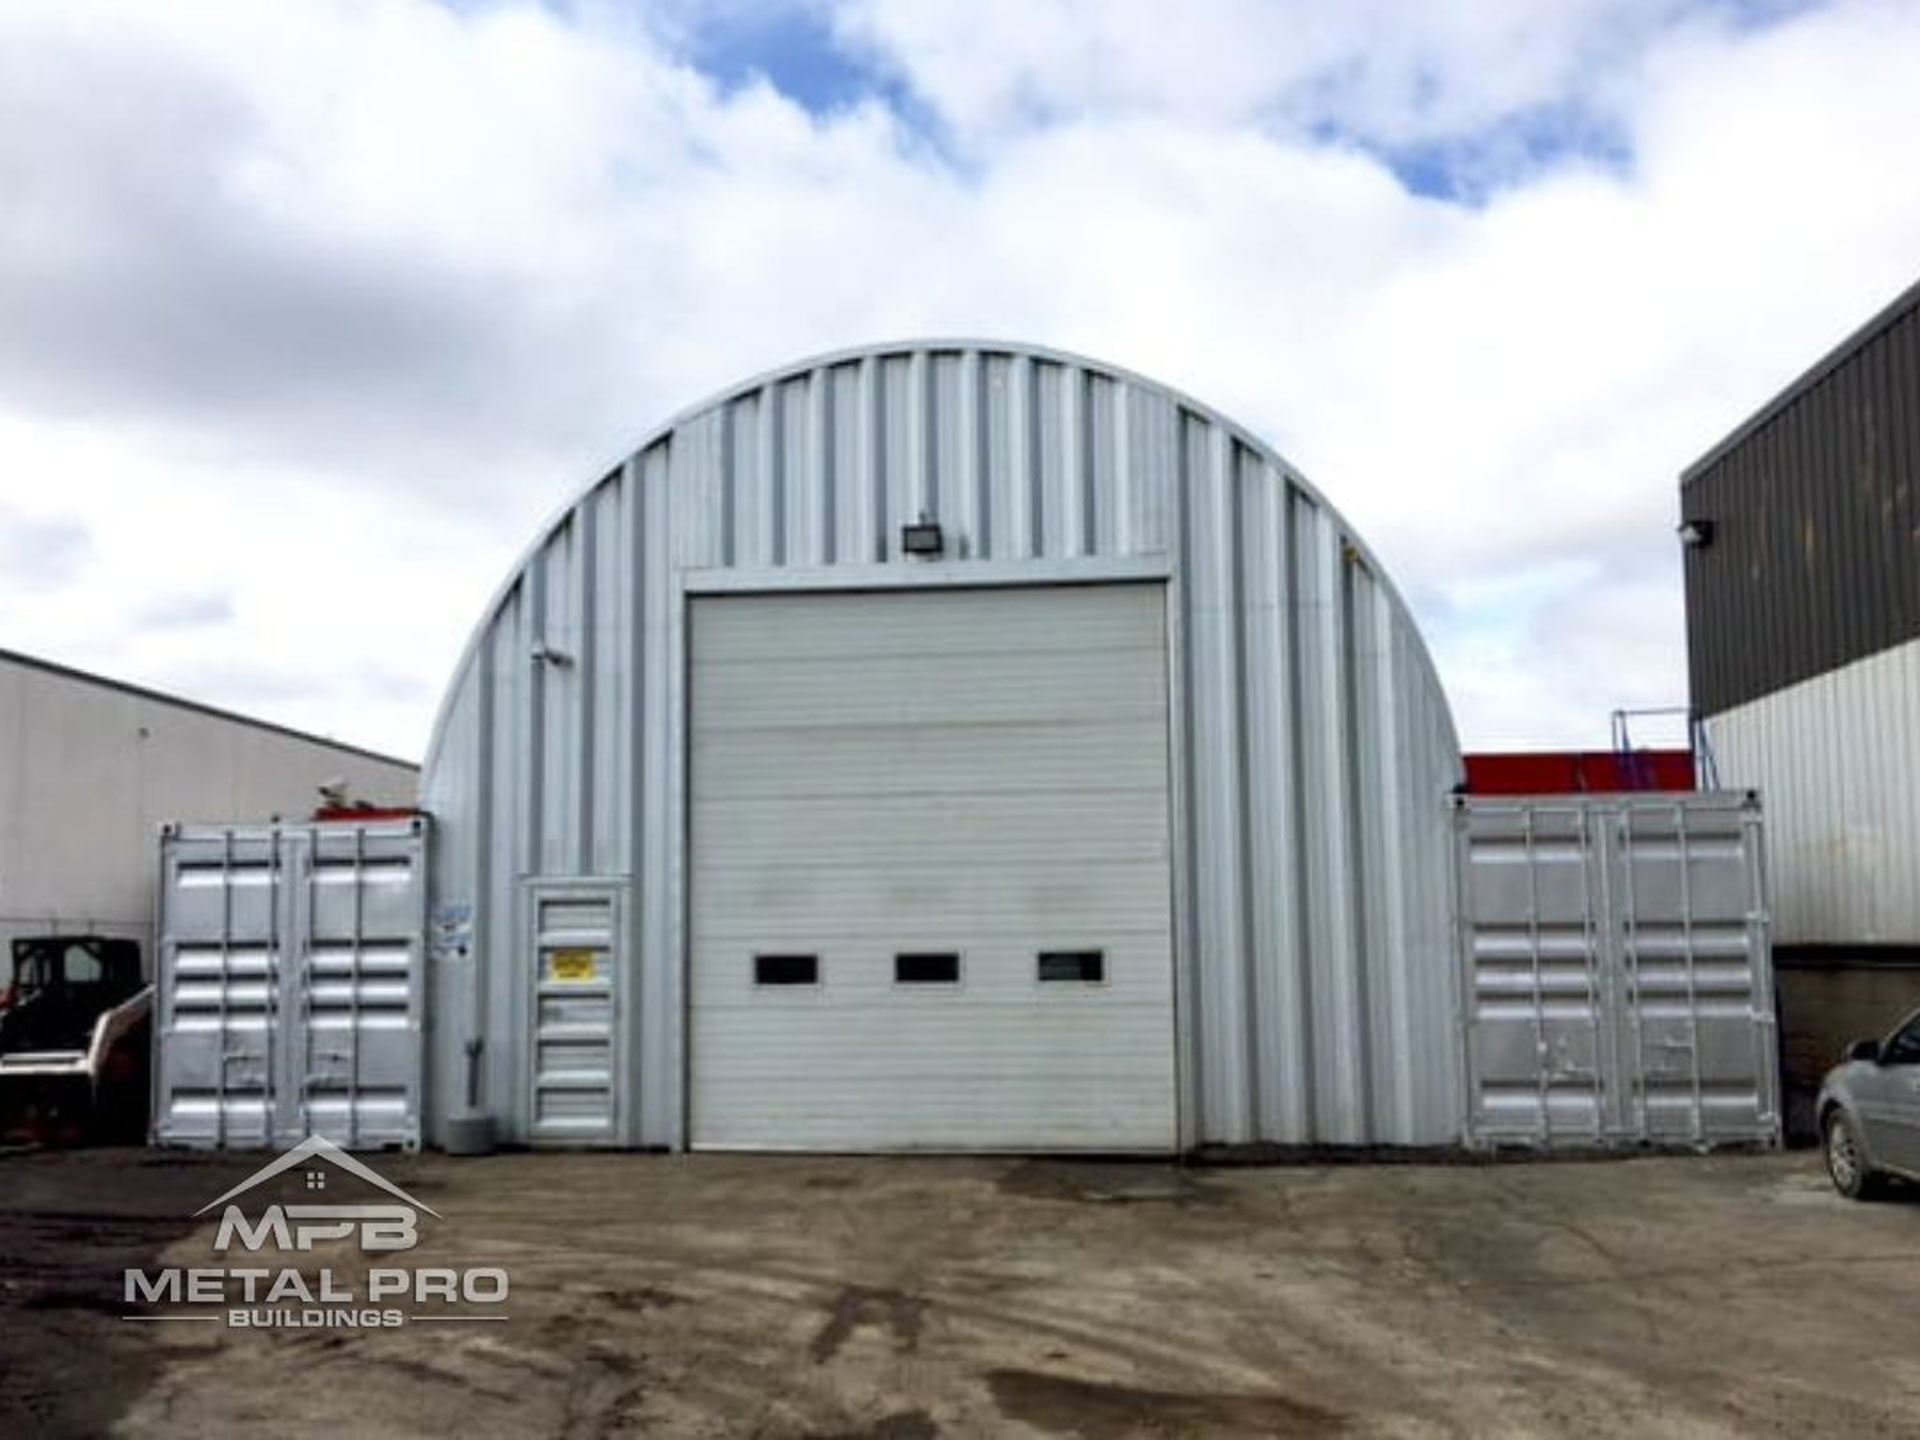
[{"xmin": 1817, "ymin": 1003, "xmax": 1920, "ymax": 1199}]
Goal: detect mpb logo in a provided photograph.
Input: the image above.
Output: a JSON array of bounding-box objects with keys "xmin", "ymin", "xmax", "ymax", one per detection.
[
  {"xmin": 202, "ymin": 1136, "xmax": 432, "ymax": 1253},
  {"xmin": 123, "ymin": 1134, "xmax": 508, "ymax": 1330}
]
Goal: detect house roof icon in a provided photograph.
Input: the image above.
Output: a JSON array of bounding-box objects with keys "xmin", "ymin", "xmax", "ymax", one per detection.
[{"xmin": 193, "ymin": 1135, "xmax": 441, "ymax": 1218}]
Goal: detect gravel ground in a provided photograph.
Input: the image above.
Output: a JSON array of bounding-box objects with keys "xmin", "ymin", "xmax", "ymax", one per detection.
[{"xmin": 1, "ymin": 1145, "xmax": 1916, "ymax": 1437}]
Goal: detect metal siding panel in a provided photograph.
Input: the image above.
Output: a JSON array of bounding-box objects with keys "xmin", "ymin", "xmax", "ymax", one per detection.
[
  {"xmin": 420, "ymin": 341, "xmax": 1466, "ymax": 1150},
  {"xmin": 638, "ymin": 443, "xmax": 677, "ymax": 1145},
  {"xmin": 1184, "ymin": 420, "xmax": 1249, "ymax": 1140},
  {"xmin": 1240, "ymin": 460, "xmax": 1304, "ymax": 1140},
  {"xmin": 1708, "ymin": 636, "xmax": 1920, "ymax": 944},
  {"xmin": 1685, "ymin": 285, "xmax": 1920, "ymax": 715}
]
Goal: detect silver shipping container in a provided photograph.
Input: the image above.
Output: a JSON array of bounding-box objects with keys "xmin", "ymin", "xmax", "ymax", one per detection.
[
  {"xmin": 153, "ymin": 819, "xmax": 428, "ymax": 1150},
  {"xmin": 1454, "ymin": 793, "xmax": 1779, "ymax": 1150}
]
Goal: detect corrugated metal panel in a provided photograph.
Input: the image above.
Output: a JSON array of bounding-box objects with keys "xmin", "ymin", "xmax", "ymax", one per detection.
[
  {"xmin": 1456, "ymin": 794, "xmax": 1778, "ymax": 1149},
  {"xmin": 1682, "ymin": 278, "xmax": 1920, "ymax": 716},
  {"xmin": 154, "ymin": 820, "xmax": 427, "ymax": 1150},
  {"xmin": 687, "ymin": 585, "xmax": 1176, "ymax": 1151},
  {"xmin": 421, "ymin": 341, "xmax": 1464, "ymax": 1150},
  {"xmin": 1707, "ymin": 636, "xmax": 1920, "ymax": 945}
]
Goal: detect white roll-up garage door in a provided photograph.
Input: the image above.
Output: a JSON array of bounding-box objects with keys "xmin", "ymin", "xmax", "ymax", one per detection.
[{"xmin": 688, "ymin": 583, "xmax": 1176, "ymax": 1151}]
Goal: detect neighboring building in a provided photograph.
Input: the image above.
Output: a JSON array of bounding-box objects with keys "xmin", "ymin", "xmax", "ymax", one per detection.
[
  {"xmin": 0, "ymin": 648, "xmax": 419, "ymax": 971},
  {"xmin": 1680, "ymin": 278, "xmax": 1920, "ymax": 1135},
  {"xmin": 420, "ymin": 341, "xmax": 1467, "ymax": 1153}
]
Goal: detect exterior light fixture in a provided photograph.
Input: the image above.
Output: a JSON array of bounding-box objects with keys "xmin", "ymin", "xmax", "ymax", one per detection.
[
  {"xmin": 901, "ymin": 516, "xmax": 944, "ymax": 556},
  {"xmin": 1677, "ymin": 518, "xmax": 1715, "ymax": 549}
]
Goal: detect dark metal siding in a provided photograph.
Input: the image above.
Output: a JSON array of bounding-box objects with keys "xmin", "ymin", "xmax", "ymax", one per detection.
[{"xmin": 1682, "ymin": 279, "xmax": 1920, "ymax": 717}]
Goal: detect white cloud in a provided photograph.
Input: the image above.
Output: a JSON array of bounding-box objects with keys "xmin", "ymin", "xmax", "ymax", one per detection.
[{"xmin": 0, "ymin": 0, "xmax": 1916, "ymax": 757}]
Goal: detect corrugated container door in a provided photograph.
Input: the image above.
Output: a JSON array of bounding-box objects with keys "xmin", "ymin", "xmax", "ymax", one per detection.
[
  {"xmin": 154, "ymin": 820, "xmax": 427, "ymax": 1150},
  {"xmin": 1456, "ymin": 794, "xmax": 1778, "ymax": 1150}
]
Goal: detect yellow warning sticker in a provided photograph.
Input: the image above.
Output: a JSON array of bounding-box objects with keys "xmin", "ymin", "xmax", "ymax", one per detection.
[{"xmin": 548, "ymin": 949, "xmax": 597, "ymax": 982}]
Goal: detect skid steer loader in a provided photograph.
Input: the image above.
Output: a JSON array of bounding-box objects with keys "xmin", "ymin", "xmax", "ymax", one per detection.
[{"xmin": 0, "ymin": 936, "xmax": 149, "ymax": 1144}]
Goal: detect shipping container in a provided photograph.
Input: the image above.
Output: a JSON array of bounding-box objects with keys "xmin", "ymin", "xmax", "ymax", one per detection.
[
  {"xmin": 1454, "ymin": 793, "xmax": 1779, "ymax": 1150},
  {"xmin": 152, "ymin": 819, "xmax": 428, "ymax": 1149}
]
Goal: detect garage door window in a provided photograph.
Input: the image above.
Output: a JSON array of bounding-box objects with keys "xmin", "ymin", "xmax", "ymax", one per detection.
[
  {"xmin": 1038, "ymin": 950, "xmax": 1105, "ymax": 983},
  {"xmin": 895, "ymin": 952, "xmax": 960, "ymax": 984},
  {"xmin": 755, "ymin": 954, "xmax": 819, "ymax": 986}
]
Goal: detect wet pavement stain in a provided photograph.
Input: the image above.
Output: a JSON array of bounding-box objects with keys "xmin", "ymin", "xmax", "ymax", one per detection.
[
  {"xmin": 811, "ymin": 1285, "xmax": 927, "ymax": 1364},
  {"xmin": 985, "ymin": 1367, "xmax": 1347, "ymax": 1438},
  {"xmin": 808, "ymin": 1408, "xmax": 939, "ymax": 1440}
]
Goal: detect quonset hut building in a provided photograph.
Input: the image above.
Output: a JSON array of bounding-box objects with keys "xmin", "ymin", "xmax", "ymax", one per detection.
[{"xmin": 418, "ymin": 342, "xmax": 1464, "ymax": 1153}]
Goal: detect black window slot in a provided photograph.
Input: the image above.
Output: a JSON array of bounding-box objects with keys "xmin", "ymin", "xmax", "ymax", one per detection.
[
  {"xmin": 895, "ymin": 952, "xmax": 960, "ymax": 984},
  {"xmin": 755, "ymin": 953, "xmax": 819, "ymax": 986},
  {"xmin": 1038, "ymin": 950, "xmax": 1105, "ymax": 983}
]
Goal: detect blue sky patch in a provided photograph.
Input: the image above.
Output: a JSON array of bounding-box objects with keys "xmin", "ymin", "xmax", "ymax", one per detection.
[{"xmin": 1375, "ymin": 102, "xmax": 1637, "ymax": 204}]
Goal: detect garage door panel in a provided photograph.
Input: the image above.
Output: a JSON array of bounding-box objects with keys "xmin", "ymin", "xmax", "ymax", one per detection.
[
  {"xmin": 690, "ymin": 583, "xmax": 1176, "ymax": 1153},
  {"xmin": 691, "ymin": 791, "xmax": 1170, "ymax": 866},
  {"xmin": 694, "ymin": 720, "xmax": 1170, "ymax": 798},
  {"xmin": 692, "ymin": 584, "xmax": 1164, "ymax": 661},
  {"xmin": 694, "ymin": 940, "xmax": 1174, "ymax": 1006},
  {"xmin": 691, "ymin": 880, "xmax": 1173, "ymax": 937},
  {"xmin": 694, "ymin": 652, "xmax": 1165, "ymax": 730}
]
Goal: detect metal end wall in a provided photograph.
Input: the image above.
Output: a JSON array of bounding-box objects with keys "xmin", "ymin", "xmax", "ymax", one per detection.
[{"xmin": 421, "ymin": 342, "xmax": 1465, "ymax": 1150}]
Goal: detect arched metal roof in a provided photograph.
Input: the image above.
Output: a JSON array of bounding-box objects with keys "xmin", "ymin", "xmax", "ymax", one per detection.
[{"xmin": 420, "ymin": 339, "xmax": 1464, "ymax": 1150}]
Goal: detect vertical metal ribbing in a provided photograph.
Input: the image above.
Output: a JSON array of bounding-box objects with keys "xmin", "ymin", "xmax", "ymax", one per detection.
[
  {"xmin": 1744, "ymin": 798, "xmax": 1778, "ymax": 1136},
  {"xmin": 1369, "ymin": 592, "xmax": 1415, "ymax": 1140},
  {"xmin": 1339, "ymin": 549, "xmax": 1377, "ymax": 1139},
  {"xmin": 813, "ymin": 368, "xmax": 836, "ymax": 567},
  {"xmin": 216, "ymin": 827, "xmax": 232, "ymax": 1149},
  {"xmin": 1581, "ymin": 807, "xmax": 1606, "ymax": 1142},
  {"xmin": 866, "ymin": 356, "xmax": 887, "ymax": 562},
  {"xmin": 1107, "ymin": 376, "xmax": 1133, "ymax": 555},
  {"xmin": 1621, "ymin": 807, "xmax": 1649, "ymax": 1139},
  {"xmin": 623, "ymin": 455, "xmax": 648, "ymax": 1141},
  {"xmin": 1078, "ymin": 369, "xmax": 1098, "ymax": 557},
  {"xmin": 1020, "ymin": 356, "xmax": 1043, "ymax": 559},
  {"xmin": 348, "ymin": 826, "xmax": 366, "ymax": 1147},
  {"xmin": 913, "ymin": 348, "xmax": 936, "ymax": 524},
  {"xmin": 1675, "ymin": 801, "xmax": 1705, "ymax": 1143},
  {"xmin": 1523, "ymin": 807, "xmax": 1550, "ymax": 1140},
  {"xmin": 1056, "ymin": 365, "xmax": 1084, "ymax": 557},
  {"xmin": 970, "ymin": 351, "xmax": 992, "ymax": 560},
  {"xmin": 1285, "ymin": 491, "xmax": 1318, "ymax": 1139},
  {"xmin": 1451, "ymin": 803, "xmax": 1478, "ymax": 1142},
  {"xmin": 288, "ymin": 828, "xmax": 305, "ymax": 1144},
  {"xmin": 717, "ymin": 400, "xmax": 737, "ymax": 568},
  {"xmin": 471, "ymin": 621, "xmax": 496, "ymax": 1105},
  {"xmin": 576, "ymin": 497, "xmax": 599, "ymax": 873},
  {"xmin": 523, "ymin": 565, "xmax": 547, "ymax": 880},
  {"xmin": 1229, "ymin": 448, "xmax": 1262, "ymax": 1139},
  {"xmin": 752, "ymin": 380, "xmax": 775, "ymax": 568},
  {"xmin": 1173, "ymin": 414, "xmax": 1204, "ymax": 1137}
]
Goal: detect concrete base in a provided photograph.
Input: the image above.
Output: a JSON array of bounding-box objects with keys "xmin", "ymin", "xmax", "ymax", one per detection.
[{"xmin": 442, "ymin": 1112, "xmax": 495, "ymax": 1156}]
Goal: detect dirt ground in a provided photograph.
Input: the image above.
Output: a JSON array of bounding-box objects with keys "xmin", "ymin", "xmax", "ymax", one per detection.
[{"xmin": 2, "ymin": 1146, "xmax": 1916, "ymax": 1438}]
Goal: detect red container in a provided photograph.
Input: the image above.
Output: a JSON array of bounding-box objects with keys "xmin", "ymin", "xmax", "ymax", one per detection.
[{"xmin": 1463, "ymin": 750, "xmax": 1695, "ymax": 795}]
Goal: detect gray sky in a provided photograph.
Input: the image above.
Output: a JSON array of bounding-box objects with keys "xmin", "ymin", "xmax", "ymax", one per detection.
[{"xmin": 2, "ymin": 0, "xmax": 1917, "ymax": 759}]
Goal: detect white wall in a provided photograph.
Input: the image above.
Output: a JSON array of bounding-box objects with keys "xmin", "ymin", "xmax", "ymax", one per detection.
[
  {"xmin": 0, "ymin": 654, "xmax": 418, "ymax": 972},
  {"xmin": 1707, "ymin": 635, "xmax": 1920, "ymax": 946}
]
